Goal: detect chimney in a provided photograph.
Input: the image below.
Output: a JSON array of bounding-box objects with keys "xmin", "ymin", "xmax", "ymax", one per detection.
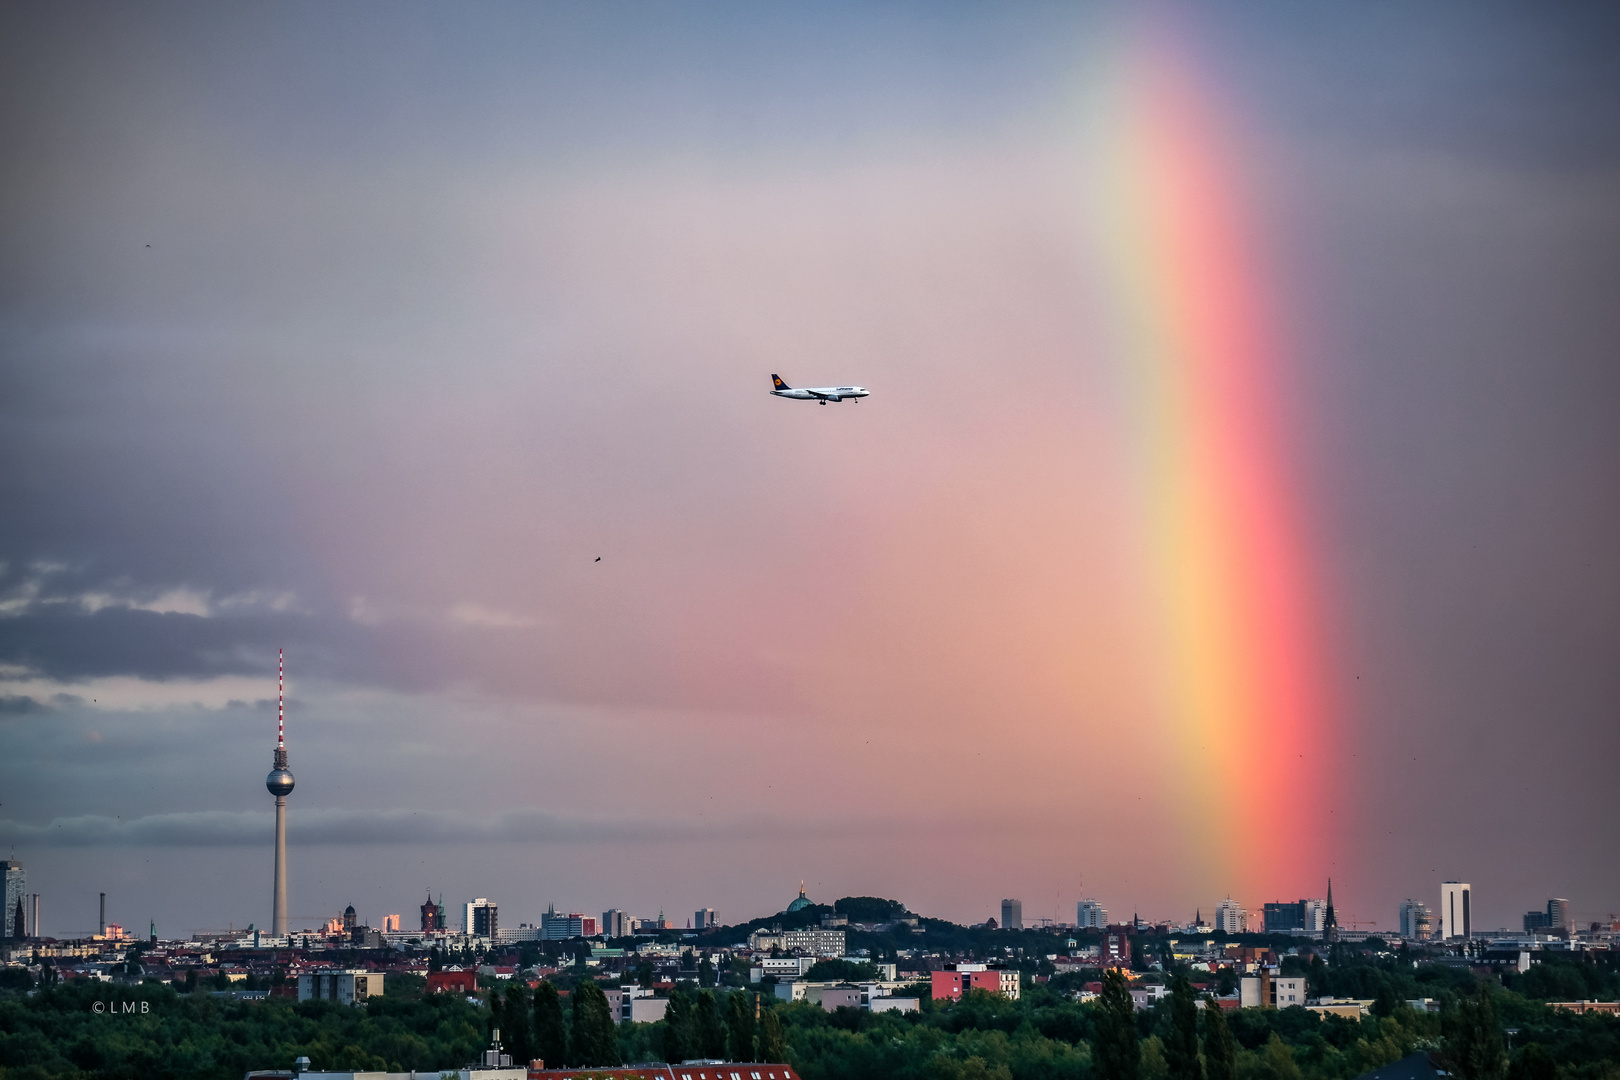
[{"xmin": 99, "ymin": 893, "xmax": 106, "ymax": 935}]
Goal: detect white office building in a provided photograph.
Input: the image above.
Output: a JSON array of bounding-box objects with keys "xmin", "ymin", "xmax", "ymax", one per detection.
[
  {"xmin": 1240, "ymin": 973, "xmax": 1309, "ymax": 1008},
  {"xmin": 1439, "ymin": 882, "xmax": 1472, "ymax": 940},
  {"xmin": 1215, "ymin": 896, "xmax": 1246, "ymax": 934},
  {"xmin": 1077, "ymin": 899, "xmax": 1108, "ymax": 929},
  {"xmin": 463, "ymin": 898, "xmax": 497, "ymax": 935},
  {"xmin": 747, "ymin": 927, "xmax": 846, "ymax": 956}
]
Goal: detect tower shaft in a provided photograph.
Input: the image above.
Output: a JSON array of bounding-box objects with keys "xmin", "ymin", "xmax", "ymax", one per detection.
[{"xmin": 273, "ymin": 794, "xmax": 288, "ymax": 935}]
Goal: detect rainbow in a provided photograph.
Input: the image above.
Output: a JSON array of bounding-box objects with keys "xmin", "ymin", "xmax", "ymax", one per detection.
[{"xmin": 1082, "ymin": 27, "xmax": 1335, "ymax": 896}]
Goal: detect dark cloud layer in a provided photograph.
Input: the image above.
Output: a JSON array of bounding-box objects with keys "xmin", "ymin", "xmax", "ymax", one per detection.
[{"xmin": 0, "ymin": 807, "xmax": 722, "ymax": 847}]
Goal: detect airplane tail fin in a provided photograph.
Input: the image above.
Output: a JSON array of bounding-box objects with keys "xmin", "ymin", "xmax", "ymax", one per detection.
[{"xmin": 771, "ymin": 374, "xmax": 790, "ymax": 390}]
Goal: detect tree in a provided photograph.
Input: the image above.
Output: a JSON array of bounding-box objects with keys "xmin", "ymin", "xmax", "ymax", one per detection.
[
  {"xmin": 695, "ymin": 989, "xmax": 728, "ymax": 1060},
  {"xmin": 1165, "ymin": 976, "xmax": 1202, "ymax": 1080},
  {"xmin": 1093, "ymin": 968, "xmax": 1140, "ymax": 1080},
  {"xmin": 503, "ymin": 982, "xmax": 533, "ymax": 1067},
  {"xmin": 664, "ymin": 987, "xmax": 695, "ymax": 1064},
  {"xmin": 1307, "ymin": 955, "xmax": 1330, "ymax": 998},
  {"xmin": 533, "ymin": 980, "xmax": 567, "ymax": 1068},
  {"xmin": 570, "ymin": 980, "xmax": 621, "ymax": 1067},
  {"xmin": 1201, "ymin": 999, "xmax": 1237, "ymax": 1080},
  {"xmin": 489, "ymin": 987, "xmax": 505, "ymax": 1040},
  {"xmin": 1262, "ymin": 1033, "xmax": 1302, "ymax": 1080},
  {"xmin": 757, "ymin": 1008, "xmax": 787, "ymax": 1063},
  {"xmin": 1445, "ymin": 985, "xmax": 1506, "ymax": 1080},
  {"xmin": 1372, "ymin": 979, "xmax": 1403, "ymax": 1019},
  {"xmin": 1509, "ymin": 1043, "xmax": 1557, "ymax": 1080},
  {"xmin": 699, "ymin": 955, "xmax": 717, "ymax": 988},
  {"xmin": 727, "ymin": 991, "xmax": 757, "ymax": 1062}
]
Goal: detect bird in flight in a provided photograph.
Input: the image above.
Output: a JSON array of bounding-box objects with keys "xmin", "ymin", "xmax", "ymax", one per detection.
[{"xmin": 595, "ymin": 556, "xmax": 601, "ymax": 562}]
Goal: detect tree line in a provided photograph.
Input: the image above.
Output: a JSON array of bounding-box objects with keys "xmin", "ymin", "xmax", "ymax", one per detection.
[{"xmin": 2, "ymin": 960, "xmax": 1618, "ymax": 1080}]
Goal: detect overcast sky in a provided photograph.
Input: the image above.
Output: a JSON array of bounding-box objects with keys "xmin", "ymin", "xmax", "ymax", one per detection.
[{"xmin": 2, "ymin": 1, "xmax": 1617, "ymax": 938}]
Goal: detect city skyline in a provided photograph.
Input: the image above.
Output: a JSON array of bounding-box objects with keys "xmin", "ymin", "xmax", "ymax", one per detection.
[{"xmin": 2, "ymin": 3, "xmax": 1618, "ymax": 936}]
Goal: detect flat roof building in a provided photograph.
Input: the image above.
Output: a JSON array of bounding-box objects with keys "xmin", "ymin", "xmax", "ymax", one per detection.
[
  {"xmin": 297, "ymin": 970, "xmax": 384, "ymax": 1004},
  {"xmin": 1439, "ymin": 883, "xmax": 1471, "ymax": 940}
]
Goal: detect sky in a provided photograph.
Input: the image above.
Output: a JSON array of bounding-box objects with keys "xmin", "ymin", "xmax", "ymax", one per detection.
[{"xmin": 1, "ymin": 1, "xmax": 1618, "ymax": 939}]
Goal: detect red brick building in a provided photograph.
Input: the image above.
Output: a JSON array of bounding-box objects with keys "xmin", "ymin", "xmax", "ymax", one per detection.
[
  {"xmin": 931, "ymin": 965, "xmax": 1021, "ymax": 1001},
  {"xmin": 426, "ymin": 969, "xmax": 478, "ymax": 994}
]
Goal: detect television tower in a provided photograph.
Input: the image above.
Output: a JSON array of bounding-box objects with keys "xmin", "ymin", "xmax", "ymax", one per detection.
[{"xmin": 266, "ymin": 649, "xmax": 295, "ymax": 936}]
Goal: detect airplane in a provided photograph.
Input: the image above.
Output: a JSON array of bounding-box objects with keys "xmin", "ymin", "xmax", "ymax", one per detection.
[{"xmin": 770, "ymin": 374, "xmax": 870, "ymax": 403}]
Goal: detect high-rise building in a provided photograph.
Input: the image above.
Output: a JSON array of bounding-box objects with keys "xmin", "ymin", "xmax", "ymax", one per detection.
[
  {"xmin": 540, "ymin": 909, "xmax": 598, "ymax": 939},
  {"xmin": 463, "ymin": 898, "xmax": 491, "ymax": 934},
  {"xmin": 474, "ymin": 902, "xmax": 498, "ymax": 938},
  {"xmin": 1400, "ymin": 899, "xmax": 1433, "ymax": 939},
  {"xmin": 601, "ymin": 909, "xmax": 629, "ymax": 938},
  {"xmin": 1261, "ymin": 899, "xmax": 1327, "ymax": 934},
  {"xmin": 265, "ymin": 650, "xmax": 296, "ymax": 937},
  {"xmin": 1524, "ymin": 910, "xmax": 1550, "ymax": 932},
  {"xmin": 1001, "ymin": 899, "xmax": 1023, "ymax": 931},
  {"xmin": 1547, "ymin": 898, "xmax": 1571, "ymax": 931},
  {"xmin": 1077, "ymin": 899, "xmax": 1108, "ymax": 929},
  {"xmin": 1, "ymin": 861, "xmax": 24, "ymax": 939},
  {"xmin": 1263, "ymin": 901, "xmax": 1306, "ymax": 933},
  {"xmin": 1215, "ymin": 896, "xmax": 1246, "ymax": 934},
  {"xmin": 1439, "ymin": 882, "xmax": 1471, "ymax": 940},
  {"xmin": 382, "ymin": 914, "xmax": 401, "ymax": 932},
  {"xmin": 694, "ymin": 907, "xmax": 717, "ymax": 931}
]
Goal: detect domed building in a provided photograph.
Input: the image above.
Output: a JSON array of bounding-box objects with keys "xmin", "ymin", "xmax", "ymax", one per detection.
[{"xmin": 785, "ymin": 882, "xmax": 815, "ymax": 913}]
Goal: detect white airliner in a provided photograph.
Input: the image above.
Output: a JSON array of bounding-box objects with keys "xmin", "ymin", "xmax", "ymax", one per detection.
[{"xmin": 770, "ymin": 374, "xmax": 870, "ymax": 403}]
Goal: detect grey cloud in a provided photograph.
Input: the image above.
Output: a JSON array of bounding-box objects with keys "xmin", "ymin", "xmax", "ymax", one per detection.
[
  {"xmin": 0, "ymin": 806, "xmax": 725, "ymax": 847},
  {"xmin": 0, "ymin": 604, "xmax": 457, "ymax": 691},
  {"xmin": 0, "ymin": 695, "xmax": 50, "ymax": 714}
]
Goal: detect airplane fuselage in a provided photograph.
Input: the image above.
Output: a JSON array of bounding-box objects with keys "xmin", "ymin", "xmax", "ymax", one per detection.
[{"xmin": 770, "ymin": 375, "xmax": 869, "ymax": 402}]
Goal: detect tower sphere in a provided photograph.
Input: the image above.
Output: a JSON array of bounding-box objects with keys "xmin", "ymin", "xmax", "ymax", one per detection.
[{"xmin": 266, "ymin": 767, "xmax": 295, "ymax": 797}]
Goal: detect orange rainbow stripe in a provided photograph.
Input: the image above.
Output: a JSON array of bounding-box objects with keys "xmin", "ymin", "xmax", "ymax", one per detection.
[{"xmin": 1083, "ymin": 29, "xmax": 1336, "ymax": 896}]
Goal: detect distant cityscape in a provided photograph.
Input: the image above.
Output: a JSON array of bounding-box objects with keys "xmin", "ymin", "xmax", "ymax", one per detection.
[{"xmin": 1, "ymin": 658, "xmax": 1612, "ymax": 1018}]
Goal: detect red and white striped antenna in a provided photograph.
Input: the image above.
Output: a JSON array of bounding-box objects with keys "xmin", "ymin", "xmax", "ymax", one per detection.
[{"xmin": 277, "ymin": 648, "xmax": 285, "ymax": 749}]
